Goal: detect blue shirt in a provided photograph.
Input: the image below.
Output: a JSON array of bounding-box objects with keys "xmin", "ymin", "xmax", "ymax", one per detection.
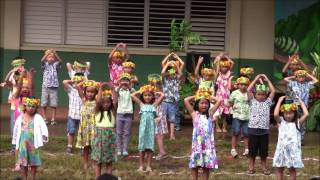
[{"xmin": 288, "ymin": 80, "xmax": 313, "ymax": 106}]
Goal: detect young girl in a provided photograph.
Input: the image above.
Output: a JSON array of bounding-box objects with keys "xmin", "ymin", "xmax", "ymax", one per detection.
[
  {"xmin": 122, "ymin": 60, "xmax": 139, "ymax": 88},
  {"xmin": 273, "ymin": 96, "xmax": 308, "ymax": 180},
  {"xmin": 114, "ymin": 73, "xmax": 135, "ymax": 156},
  {"xmin": 76, "ymin": 80, "xmax": 99, "ymax": 173},
  {"xmin": 247, "ymin": 74, "xmax": 275, "ymax": 175},
  {"xmin": 148, "ymin": 74, "xmax": 168, "ymax": 160},
  {"xmin": 214, "ymin": 53, "xmax": 234, "ymax": 133},
  {"xmin": 184, "ymin": 89, "xmax": 221, "ymax": 180},
  {"xmin": 108, "ymin": 42, "xmax": 129, "ymax": 86},
  {"xmin": 194, "ymin": 56, "xmax": 216, "ymax": 93},
  {"xmin": 91, "ymin": 83, "xmax": 117, "ymax": 178},
  {"xmin": 131, "ymin": 85, "xmax": 164, "ymax": 172},
  {"xmin": 12, "ymin": 97, "xmax": 48, "ymax": 180},
  {"xmin": 282, "ymin": 54, "xmax": 309, "ymax": 78}
]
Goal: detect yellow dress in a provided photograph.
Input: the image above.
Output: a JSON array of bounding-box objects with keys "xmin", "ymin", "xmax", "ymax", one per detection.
[{"xmin": 76, "ymin": 100, "xmax": 96, "ymax": 148}]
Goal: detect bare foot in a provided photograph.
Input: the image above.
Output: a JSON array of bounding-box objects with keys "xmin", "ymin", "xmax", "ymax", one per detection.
[
  {"xmin": 222, "ymin": 129, "xmax": 228, "ymax": 133},
  {"xmin": 216, "ymin": 128, "xmax": 222, "ymax": 133}
]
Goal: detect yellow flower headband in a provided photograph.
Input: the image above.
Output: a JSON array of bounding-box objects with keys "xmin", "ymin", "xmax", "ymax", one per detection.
[
  {"xmin": 148, "ymin": 74, "xmax": 162, "ymax": 84},
  {"xmin": 22, "ymin": 97, "xmax": 40, "ymax": 107},
  {"xmin": 240, "ymin": 67, "xmax": 254, "ymax": 75},
  {"xmin": 201, "ymin": 68, "xmax": 215, "ymax": 77},
  {"xmin": 139, "ymin": 85, "xmax": 156, "ymax": 93},
  {"xmin": 72, "ymin": 75, "xmax": 86, "ymax": 83},
  {"xmin": 195, "ymin": 88, "xmax": 212, "ymax": 101},
  {"xmin": 22, "ymin": 78, "xmax": 31, "ymax": 87},
  {"xmin": 290, "ymin": 55, "xmax": 300, "ymax": 65},
  {"xmin": 236, "ymin": 76, "xmax": 250, "ymax": 85},
  {"xmin": 112, "ymin": 51, "xmax": 125, "ymax": 58},
  {"xmin": 102, "ymin": 90, "xmax": 112, "ymax": 98},
  {"xmin": 219, "ymin": 60, "xmax": 231, "ymax": 67},
  {"xmin": 11, "ymin": 59, "xmax": 26, "ymax": 67},
  {"xmin": 83, "ymin": 80, "xmax": 100, "ymax": 89},
  {"xmin": 280, "ymin": 103, "xmax": 298, "ymax": 113},
  {"xmin": 294, "ymin": 70, "xmax": 307, "ymax": 77},
  {"xmin": 118, "ymin": 73, "xmax": 131, "ymax": 80},
  {"xmin": 73, "ymin": 61, "xmax": 87, "ymax": 68},
  {"xmin": 122, "ymin": 61, "xmax": 135, "ymax": 68}
]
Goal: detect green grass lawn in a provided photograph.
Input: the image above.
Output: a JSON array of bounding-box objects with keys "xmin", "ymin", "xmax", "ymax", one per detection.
[{"xmin": 1, "ymin": 125, "xmax": 319, "ymax": 180}]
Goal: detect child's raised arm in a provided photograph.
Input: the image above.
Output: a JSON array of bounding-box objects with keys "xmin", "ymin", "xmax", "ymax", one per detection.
[
  {"xmin": 161, "ymin": 52, "xmax": 173, "ymax": 68},
  {"xmin": 76, "ymin": 81, "xmax": 85, "ymax": 100},
  {"xmin": 175, "ymin": 61, "xmax": 183, "ymax": 80},
  {"xmin": 194, "ymin": 56, "xmax": 203, "ymax": 79},
  {"xmin": 298, "ymin": 98, "xmax": 309, "ymax": 124},
  {"xmin": 282, "ymin": 56, "xmax": 291, "ymax": 73},
  {"xmin": 62, "ymin": 79, "xmax": 72, "ymax": 91},
  {"xmin": 247, "ymin": 74, "xmax": 262, "ymax": 98},
  {"xmin": 86, "ymin": 61, "xmax": 91, "ymax": 72},
  {"xmin": 306, "ymin": 72, "xmax": 318, "ymax": 84},
  {"xmin": 66, "ymin": 62, "xmax": 73, "ymax": 72},
  {"xmin": 108, "ymin": 43, "xmax": 121, "ymax": 60},
  {"xmin": 131, "ymin": 91, "xmax": 143, "ymax": 106},
  {"xmin": 172, "ymin": 53, "xmax": 185, "ymax": 71},
  {"xmin": 283, "ymin": 75, "xmax": 295, "ymax": 83},
  {"xmin": 184, "ymin": 95, "xmax": 195, "ymax": 116},
  {"xmin": 154, "ymin": 91, "xmax": 164, "ymax": 107},
  {"xmin": 273, "ymin": 96, "xmax": 286, "ymax": 123},
  {"xmin": 261, "ymin": 74, "xmax": 275, "ymax": 100},
  {"xmin": 209, "ymin": 96, "xmax": 221, "ymax": 117},
  {"xmin": 226, "ymin": 55, "xmax": 235, "ymax": 70},
  {"xmin": 54, "ymin": 51, "xmax": 62, "ymax": 63},
  {"xmin": 161, "ymin": 61, "xmax": 170, "ymax": 78}
]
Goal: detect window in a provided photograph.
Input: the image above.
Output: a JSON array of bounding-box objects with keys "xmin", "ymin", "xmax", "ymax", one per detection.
[{"xmin": 22, "ymin": 0, "xmax": 226, "ymax": 51}]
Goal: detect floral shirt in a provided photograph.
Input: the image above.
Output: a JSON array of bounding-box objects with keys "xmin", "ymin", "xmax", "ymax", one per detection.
[
  {"xmin": 229, "ymin": 89, "xmax": 250, "ymax": 121},
  {"xmin": 248, "ymin": 98, "xmax": 272, "ymax": 130},
  {"xmin": 42, "ymin": 61, "xmax": 60, "ymax": 87},
  {"xmin": 108, "ymin": 62, "xmax": 123, "ymax": 85},
  {"xmin": 287, "ymin": 80, "xmax": 314, "ymax": 106},
  {"xmin": 162, "ymin": 75, "xmax": 180, "ymax": 103}
]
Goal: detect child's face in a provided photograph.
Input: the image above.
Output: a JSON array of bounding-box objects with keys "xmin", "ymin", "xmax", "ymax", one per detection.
[
  {"xmin": 220, "ymin": 66, "xmax": 229, "ymax": 73},
  {"xmin": 198, "ymin": 99, "xmax": 209, "ymax": 113},
  {"xmin": 296, "ymin": 76, "xmax": 306, "ymax": 83},
  {"xmin": 25, "ymin": 105, "xmax": 37, "ymax": 115},
  {"xmin": 238, "ymin": 84, "xmax": 248, "ymax": 92},
  {"xmin": 255, "ymin": 91, "xmax": 267, "ymax": 101},
  {"xmin": 119, "ymin": 79, "xmax": 130, "ymax": 89},
  {"xmin": 142, "ymin": 91, "xmax": 154, "ymax": 103},
  {"xmin": 85, "ymin": 87, "xmax": 97, "ymax": 100},
  {"xmin": 112, "ymin": 57, "xmax": 123, "ymax": 65},
  {"xmin": 101, "ymin": 98, "xmax": 112, "ymax": 111},
  {"xmin": 74, "ymin": 66, "xmax": 86, "ymax": 73},
  {"xmin": 203, "ymin": 74, "xmax": 211, "ymax": 81},
  {"xmin": 289, "ymin": 64, "xmax": 299, "ymax": 71},
  {"xmin": 21, "ymin": 86, "xmax": 30, "ymax": 97},
  {"xmin": 47, "ymin": 53, "xmax": 55, "ymax": 63},
  {"xmin": 283, "ymin": 111, "xmax": 295, "ymax": 122},
  {"xmin": 123, "ymin": 67, "xmax": 133, "ymax": 74}
]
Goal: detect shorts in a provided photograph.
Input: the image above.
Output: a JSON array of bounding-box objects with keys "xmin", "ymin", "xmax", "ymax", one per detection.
[
  {"xmin": 67, "ymin": 117, "xmax": 80, "ymax": 135},
  {"xmin": 248, "ymin": 134, "xmax": 269, "ymax": 159},
  {"xmin": 232, "ymin": 118, "xmax": 248, "ymax": 137},
  {"xmin": 162, "ymin": 101, "xmax": 178, "ymax": 124},
  {"xmin": 41, "ymin": 86, "xmax": 58, "ymax": 107}
]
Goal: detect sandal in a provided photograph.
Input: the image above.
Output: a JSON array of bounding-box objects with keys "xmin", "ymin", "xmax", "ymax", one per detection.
[
  {"xmin": 263, "ymin": 169, "xmax": 271, "ymax": 175},
  {"xmin": 137, "ymin": 166, "xmax": 144, "ymax": 173},
  {"xmin": 146, "ymin": 166, "xmax": 152, "ymax": 172},
  {"xmin": 247, "ymin": 169, "xmax": 255, "ymax": 175}
]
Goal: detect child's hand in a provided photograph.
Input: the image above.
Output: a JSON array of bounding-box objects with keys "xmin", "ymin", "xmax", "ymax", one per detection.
[
  {"xmin": 198, "ymin": 56, "xmax": 204, "ymax": 64},
  {"xmin": 279, "ymin": 96, "xmax": 286, "ymax": 101}
]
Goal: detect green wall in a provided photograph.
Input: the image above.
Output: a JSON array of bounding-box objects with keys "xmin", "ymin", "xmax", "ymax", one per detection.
[{"xmin": 1, "ymin": 49, "xmax": 278, "ymax": 106}]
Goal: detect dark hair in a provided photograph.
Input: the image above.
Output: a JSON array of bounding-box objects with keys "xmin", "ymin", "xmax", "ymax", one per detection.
[
  {"xmin": 140, "ymin": 91, "xmax": 155, "ymax": 104},
  {"xmin": 12, "ymin": 56, "xmax": 23, "ymax": 60},
  {"xmin": 96, "ymin": 96, "xmax": 113, "ymax": 123},
  {"xmin": 280, "ymin": 100, "xmax": 301, "ymax": 132},
  {"xmin": 193, "ymin": 99, "xmax": 210, "ymax": 118},
  {"xmin": 96, "ymin": 173, "xmax": 118, "ymax": 180},
  {"xmin": 74, "ymin": 72, "xmax": 84, "ymax": 76}
]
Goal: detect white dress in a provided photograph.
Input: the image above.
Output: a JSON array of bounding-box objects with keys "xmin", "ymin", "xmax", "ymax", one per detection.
[{"xmin": 273, "ymin": 117, "xmax": 304, "ymax": 168}]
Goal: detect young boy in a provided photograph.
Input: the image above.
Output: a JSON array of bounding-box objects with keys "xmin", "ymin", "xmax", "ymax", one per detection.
[
  {"xmin": 161, "ymin": 55, "xmax": 184, "ymax": 140},
  {"xmin": 122, "ymin": 60, "xmax": 139, "ymax": 88},
  {"xmin": 228, "ymin": 76, "xmax": 250, "ymax": 158},
  {"xmin": 40, "ymin": 49, "xmax": 62, "ymax": 125},
  {"xmin": 66, "ymin": 60, "xmax": 91, "ymax": 79}
]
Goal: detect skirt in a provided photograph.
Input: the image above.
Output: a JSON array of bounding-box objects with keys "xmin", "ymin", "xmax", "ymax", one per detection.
[{"xmin": 91, "ymin": 128, "xmax": 116, "ymax": 164}]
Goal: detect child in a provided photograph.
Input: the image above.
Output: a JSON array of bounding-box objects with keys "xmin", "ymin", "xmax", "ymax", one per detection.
[
  {"xmin": 40, "ymin": 49, "xmax": 62, "ymax": 125},
  {"xmin": 91, "ymin": 83, "xmax": 117, "ymax": 178},
  {"xmin": 76, "ymin": 80, "xmax": 99, "ymax": 173},
  {"xmin": 194, "ymin": 56, "xmax": 215, "ymax": 93},
  {"xmin": 184, "ymin": 89, "xmax": 221, "ymax": 180},
  {"xmin": 148, "ymin": 74, "xmax": 169, "ymax": 160},
  {"xmin": 12, "ymin": 97, "xmax": 48, "ymax": 180},
  {"xmin": 66, "ymin": 60, "xmax": 91, "ymax": 79},
  {"xmin": 63, "ymin": 73, "xmax": 86, "ymax": 153},
  {"xmin": 284, "ymin": 69, "xmax": 318, "ymax": 143},
  {"xmin": 122, "ymin": 60, "xmax": 139, "ymax": 88},
  {"xmin": 114, "ymin": 73, "xmax": 135, "ymax": 156},
  {"xmin": 282, "ymin": 54, "xmax": 309, "ymax": 77},
  {"xmin": 213, "ymin": 53, "xmax": 234, "ymax": 133},
  {"xmin": 228, "ymin": 76, "xmax": 250, "ymax": 158},
  {"xmin": 161, "ymin": 58, "xmax": 184, "ymax": 140},
  {"xmin": 247, "ymin": 74, "xmax": 275, "ymax": 175},
  {"xmin": 273, "ymin": 96, "xmax": 308, "ymax": 180},
  {"xmin": 108, "ymin": 42, "xmax": 129, "ymax": 86},
  {"xmin": 131, "ymin": 85, "xmax": 164, "ymax": 172}
]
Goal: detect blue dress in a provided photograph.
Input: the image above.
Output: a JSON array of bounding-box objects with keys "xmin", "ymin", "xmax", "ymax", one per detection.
[
  {"xmin": 273, "ymin": 117, "xmax": 304, "ymax": 168},
  {"xmin": 138, "ymin": 104, "xmax": 156, "ymax": 152}
]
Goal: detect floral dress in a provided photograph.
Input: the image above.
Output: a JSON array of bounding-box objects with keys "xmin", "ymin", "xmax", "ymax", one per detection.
[
  {"xmin": 273, "ymin": 117, "xmax": 304, "ymax": 168},
  {"xmin": 18, "ymin": 118, "xmax": 41, "ymax": 166},
  {"xmin": 108, "ymin": 62, "xmax": 123, "ymax": 85},
  {"xmin": 215, "ymin": 71, "xmax": 231, "ymax": 114},
  {"xmin": 138, "ymin": 104, "xmax": 156, "ymax": 151},
  {"xmin": 189, "ymin": 112, "xmax": 218, "ymax": 169},
  {"xmin": 76, "ymin": 100, "xmax": 96, "ymax": 149}
]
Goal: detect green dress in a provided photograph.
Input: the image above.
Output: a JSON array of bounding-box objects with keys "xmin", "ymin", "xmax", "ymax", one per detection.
[
  {"xmin": 18, "ymin": 118, "xmax": 41, "ymax": 166},
  {"xmin": 138, "ymin": 104, "xmax": 156, "ymax": 152}
]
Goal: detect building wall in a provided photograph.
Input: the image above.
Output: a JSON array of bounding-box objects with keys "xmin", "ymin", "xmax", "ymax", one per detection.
[{"xmin": 0, "ymin": 0, "xmax": 276, "ymax": 106}]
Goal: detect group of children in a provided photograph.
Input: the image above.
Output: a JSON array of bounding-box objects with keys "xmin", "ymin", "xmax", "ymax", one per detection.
[{"xmin": 1, "ymin": 43, "xmax": 318, "ymax": 180}]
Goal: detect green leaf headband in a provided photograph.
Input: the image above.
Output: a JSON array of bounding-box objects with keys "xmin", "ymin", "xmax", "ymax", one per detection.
[{"xmin": 255, "ymin": 84, "xmax": 269, "ymax": 93}]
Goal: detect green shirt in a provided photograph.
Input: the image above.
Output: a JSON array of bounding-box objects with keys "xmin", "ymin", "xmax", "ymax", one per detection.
[
  {"xmin": 116, "ymin": 87, "xmax": 135, "ymax": 114},
  {"xmin": 229, "ymin": 89, "xmax": 250, "ymax": 121}
]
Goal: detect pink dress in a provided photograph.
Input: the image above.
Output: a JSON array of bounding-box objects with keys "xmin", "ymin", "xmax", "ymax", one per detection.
[
  {"xmin": 108, "ymin": 60, "xmax": 123, "ymax": 85},
  {"xmin": 13, "ymin": 98, "xmax": 22, "ymax": 123},
  {"xmin": 215, "ymin": 71, "xmax": 231, "ymax": 114}
]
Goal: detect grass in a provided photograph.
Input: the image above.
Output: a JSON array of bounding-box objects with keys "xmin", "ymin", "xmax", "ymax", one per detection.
[{"xmin": 1, "ymin": 125, "xmax": 320, "ymax": 180}]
